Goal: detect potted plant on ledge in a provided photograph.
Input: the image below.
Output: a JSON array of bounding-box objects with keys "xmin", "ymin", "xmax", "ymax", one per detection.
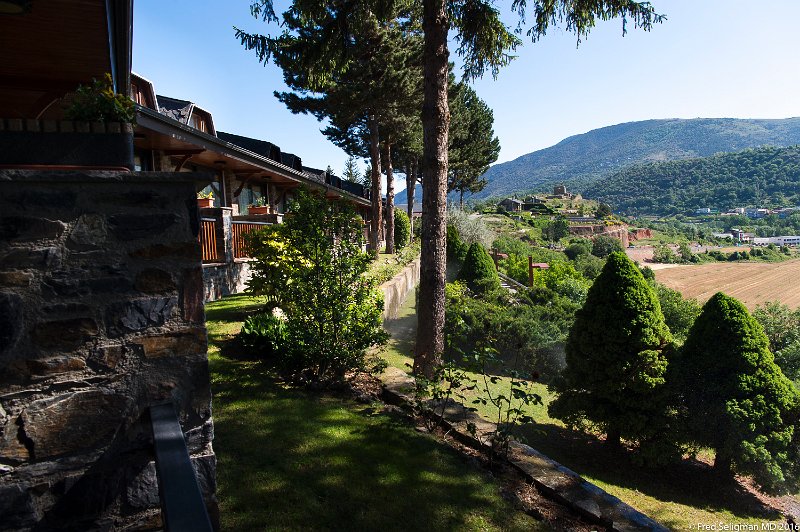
[
  {"xmin": 0, "ymin": 73, "xmax": 136, "ymax": 170},
  {"xmin": 248, "ymin": 196, "xmax": 271, "ymax": 215},
  {"xmin": 197, "ymin": 190, "xmax": 214, "ymax": 208}
]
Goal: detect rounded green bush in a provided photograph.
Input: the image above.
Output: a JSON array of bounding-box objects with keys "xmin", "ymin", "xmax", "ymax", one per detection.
[
  {"xmin": 674, "ymin": 292, "xmax": 800, "ymax": 493},
  {"xmin": 457, "ymin": 242, "xmax": 499, "ymax": 293},
  {"xmin": 447, "ymin": 224, "xmax": 468, "ymax": 261},
  {"xmin": 549, "ymin": 251, "xmax": 672, "ymax": 446},
  {"xmin": 394, "ymin": 209, "xmax": 411, "ymax": 250}
]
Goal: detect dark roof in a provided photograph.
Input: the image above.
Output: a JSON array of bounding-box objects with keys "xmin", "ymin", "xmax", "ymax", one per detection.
[
  {"xmin": 217, "ymin": 131, "xmax": 281, "ymax": 161},
  {"xmin": 302, "ymin": 165, "xmax": 326, "ymax": 176},
  {"xmin": 301, "ymin": 165, "xmax": 327, "ymax": 183},
  {"xmin": 280, "ymin": 152, "xmax": 303, "ymax": 172},
  {"xmin": 157, "ymin": 95, "xmax": 192, "ymax": 124},
  {"xmin": 502, "ymin": 198, "xmax": 525, "ymax": 204}
]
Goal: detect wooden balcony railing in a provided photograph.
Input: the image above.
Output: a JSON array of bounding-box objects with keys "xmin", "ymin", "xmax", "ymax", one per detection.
[
  {"xmin": 199, "ymin": 218, "xmax": 220, "ymax": 263},
  {"xmin": 232, "ymin": 221, "xmax": 271, "ymax": 259}
]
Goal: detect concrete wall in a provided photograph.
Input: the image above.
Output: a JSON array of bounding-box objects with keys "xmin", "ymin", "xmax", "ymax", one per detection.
[
  {"xmin": 0, "ymin": 170, "xmax": 217, "ymax": 530},
  {"xmin": 380, "ymin": 259, "xmax": 420, "ymax": 321}
]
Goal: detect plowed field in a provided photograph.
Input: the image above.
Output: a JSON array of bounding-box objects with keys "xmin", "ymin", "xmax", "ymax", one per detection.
[{"xmin": 654, "ymin": 259, "xmax": 800, "ymax": 310}]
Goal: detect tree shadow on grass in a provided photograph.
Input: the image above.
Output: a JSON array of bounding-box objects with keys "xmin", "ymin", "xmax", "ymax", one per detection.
[
  {"xmin": 515, "ymin": 422, "xmax": 781, "ymax": 528},
  {"xmin": 209, "ymin": 355, "xmax": 543, "ymax": 532}
]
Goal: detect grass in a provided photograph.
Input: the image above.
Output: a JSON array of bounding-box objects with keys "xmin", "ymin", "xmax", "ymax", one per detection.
[
  {"xmin": 382, "ymin": 289, "xmax": 790, "ymax": 529},
  {"xmin": 206, "ymin": 295, "xmax": 547, "ymax": 531}
]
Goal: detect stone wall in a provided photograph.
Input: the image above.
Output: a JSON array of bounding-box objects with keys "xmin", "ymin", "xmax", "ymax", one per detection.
[
  {"xmin": 380, "ymin": 259, "xmax": 420, "ymax": 321},
  {"xmin": 0, "ymin": 170, "xmax": 217, "ymax": 530},
  {"xmin": 569, "ymin": 224, "xmax": 630, "ymax": 248},
  {"xmin": 203, "ymin": 261, "xmax": 251, "ymax": 302}
]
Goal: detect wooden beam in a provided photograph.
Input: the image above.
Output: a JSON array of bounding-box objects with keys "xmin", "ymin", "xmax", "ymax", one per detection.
[
  {"xmin": 163, "ymin": 149, "xmax": 205, "ymax": 156},
  {"xmin": 174, "ymin": 154, "xmax": 193, "ymax": 172}
]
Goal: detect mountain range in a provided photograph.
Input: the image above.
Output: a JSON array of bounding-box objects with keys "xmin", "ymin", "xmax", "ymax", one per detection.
[{"xmin": 395, "ymin": 117, "xmax": 800, "ymax": 205}]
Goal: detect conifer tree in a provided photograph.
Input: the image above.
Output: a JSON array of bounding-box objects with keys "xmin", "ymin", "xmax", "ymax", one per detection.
[
  {"xmin": 456, "ymin": 242, "xmax": 499, "ymax": 293},
  {"xmin": 549, "ymin": 251, "xmax": 672, "ymax": 447},
  {"xmin": 237, "ymin": 5, "xmax": 423, "ymax": 254},
  {"xmin": 343, "ymin": 156, "xmax": 361, "ymax": 183},
  {"xmin": 673, "ymin": 292, "xmax": 800, "ymax": 493},
  {"xmin": 447, "ymin": 82, "xmax": 500, "ymax": 206}
]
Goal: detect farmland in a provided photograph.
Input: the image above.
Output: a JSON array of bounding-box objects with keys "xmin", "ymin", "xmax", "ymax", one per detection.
[{"xmin": 654, "ymin": 259, "xmax": 800, "ymax": 310}]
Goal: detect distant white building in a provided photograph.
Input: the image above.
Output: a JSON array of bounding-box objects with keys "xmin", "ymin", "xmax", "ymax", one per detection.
[
  {"xmin": 777, "ymin": 236, "xmax": 800, "ymax": 246},
  {"xmin": 749, "ymin": 235, "xmax": 800, "ymax": 246}
]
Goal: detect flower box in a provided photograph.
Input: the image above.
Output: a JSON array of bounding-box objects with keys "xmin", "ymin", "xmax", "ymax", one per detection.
[{"xmin": 0, "ymin": 119, "xmax": 134, "ymax": 170}]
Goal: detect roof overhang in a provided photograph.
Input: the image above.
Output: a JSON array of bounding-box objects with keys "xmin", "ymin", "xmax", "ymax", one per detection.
[
  {"xmin": 0, "ymin": 0, "xmax": 133, "ymax": 119},
  {"xmin": 135, "ymin": 106, "xmax": 369, "ymax": 206}
]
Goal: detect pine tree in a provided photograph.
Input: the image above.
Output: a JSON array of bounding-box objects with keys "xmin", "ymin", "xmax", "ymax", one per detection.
[
  {"xmin": 673, "ymin": 292, "xmax": 800, "ymax": 493},
  {"xmin": 343, "ymin": 156, "xmax": 361, "ymax": 183},
  {"xmin": 456, "ymin": 242, "xmax": 499, "ymax": 293},
  {"xmin": 237, "ymin": 5, "xmax": 423, "ymax": 254},
  {"xmin": 549, "ymin": 252, "xmax": 672, "ymax": 447},
  {"xmin": 447, "ymin": 82, "xmax": 500, "ymax": 206}
]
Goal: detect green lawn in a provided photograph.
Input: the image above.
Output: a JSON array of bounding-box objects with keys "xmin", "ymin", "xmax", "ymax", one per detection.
[
  {"xmin": 383, "ymin": 290, "xmax": 790, "ymax": 529},
  {"xmin": 206, "ymin": 295, "xmax": 547, "ymax": 531}
]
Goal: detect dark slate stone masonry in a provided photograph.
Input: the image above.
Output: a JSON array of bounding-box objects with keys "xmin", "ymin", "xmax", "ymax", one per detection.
[{"xmin": 0, "ymin": 170, "xmax": 217, "ymax": 531}]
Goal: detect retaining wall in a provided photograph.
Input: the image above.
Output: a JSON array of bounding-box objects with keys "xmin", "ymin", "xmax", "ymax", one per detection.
[
  {"xmin": 0, "ymin": 170, "xmax": 217, "ymax": 530},
  {"xmin": 380, "ymin": 258, "xmax": 420, "ymax": 321}
]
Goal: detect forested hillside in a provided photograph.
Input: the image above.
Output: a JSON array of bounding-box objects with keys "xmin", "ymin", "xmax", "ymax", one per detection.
[
  {"xmin": 585, "ymin": 146, "xmax": 800, "ymax": 216},
  {"xmin": 461, "ymin": 118, "xmax": 800, "ymax": 201}
]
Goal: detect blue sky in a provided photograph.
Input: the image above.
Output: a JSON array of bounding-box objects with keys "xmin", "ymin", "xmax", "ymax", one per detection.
[{"xmin": 133, "ymin": 1, "xmax": 800, "ymax": 190}]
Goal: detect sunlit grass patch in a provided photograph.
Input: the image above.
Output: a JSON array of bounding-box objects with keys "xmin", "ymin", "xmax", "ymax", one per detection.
[{"xmin": 206, "ymin": 296, "xmax": 547, "ymax": 531}]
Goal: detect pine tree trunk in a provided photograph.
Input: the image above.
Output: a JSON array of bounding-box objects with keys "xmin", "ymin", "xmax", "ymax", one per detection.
[
  {"xmin": 714, "ymin": 452, "xmax": 732, "ymax": 476},
  {"xmin": 606, "ymin": 427, "xmax": 621, "ymax": 448},
  {"xmin": 383, "ymin": 140, "xmax": 395, "ymax": 254},
  {"xmin": 405, "ymin": 162, "xmax": 414, "ymax": 239},
  {"xmin": 368, "ymin": 115, "xmax": 383, "ymax": 253},
  {"xmin": 414, "ymin": 0, "xmax": 449, "ymax": 378}
]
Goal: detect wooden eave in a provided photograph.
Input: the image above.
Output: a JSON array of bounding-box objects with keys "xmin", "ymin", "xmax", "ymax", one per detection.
[
  {"xmin": 0, "ymin": 0, "xmax": 132, "ymax": 119},
  {"xmin": 135, "ymin": 105, "xmax": 369, "ymax": 206}
]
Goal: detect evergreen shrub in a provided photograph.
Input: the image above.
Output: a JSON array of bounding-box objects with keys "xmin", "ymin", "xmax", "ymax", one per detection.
[
  {"xmin": 394, "ymin": 209, "xmax": 411, "ymax": 250},
  {"xmin": 457, "ymin": 242, "xmax": 499, "ymax": 293}
]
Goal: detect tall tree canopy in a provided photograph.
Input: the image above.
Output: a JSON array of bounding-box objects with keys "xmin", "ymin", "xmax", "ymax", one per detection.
[
  {"xmin": 237, "ymin": 2, "xmax": 423, "ymax": 253},
  {"xmin": 237, "ymin": 0, "xmax": 664, "ymax": 377},
  {"xmin": 447, "ymin": 82, "xmax": 500, "ymax": 205},
  {"xmin": 413, "ymin": 0, "xmax": 663, "ymax": 377}
]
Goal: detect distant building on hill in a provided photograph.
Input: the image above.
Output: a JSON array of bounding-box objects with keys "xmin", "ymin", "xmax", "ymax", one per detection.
[
  {"xmin": 547, "ymin": 184, "xmax": 581, "ymax": 200},
  {"xmin": 499, "ymin": 198, "xmax": 525, "ymax": 212},
  {"xmin": 730, "ymin": 228, "xmax": 755, "ymax": 243}
]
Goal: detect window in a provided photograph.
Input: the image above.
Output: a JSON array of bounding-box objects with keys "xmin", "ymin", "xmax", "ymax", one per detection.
[
  {"xmin": 189, "ymin": 113, "xmax": 206, "ymax": 133},
  {"xmin": 133, "ymin": 149, "xmax": 152, "ymax": 172}
]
